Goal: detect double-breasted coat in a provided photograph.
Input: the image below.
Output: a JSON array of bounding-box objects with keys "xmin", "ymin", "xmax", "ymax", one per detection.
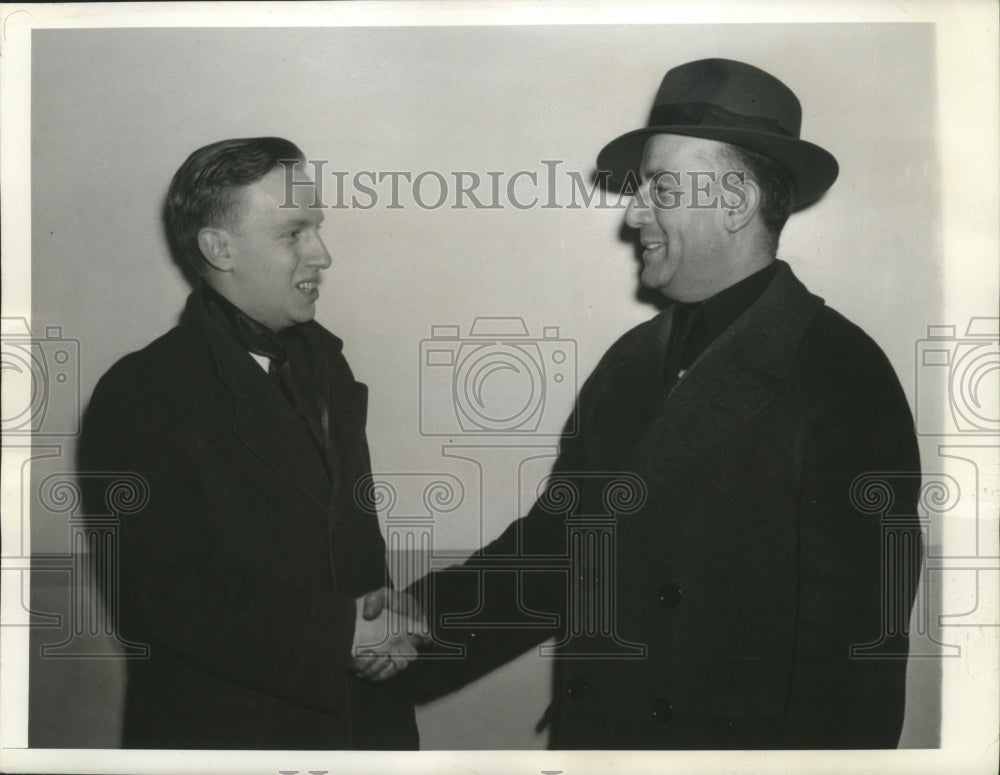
[
  {"xmin": 79, "ymin": 289, "xmax": 418, "ymax": 749},
  {"xmin": 410, "ymin": 261, "xmax": 922, "ymax": 749}
]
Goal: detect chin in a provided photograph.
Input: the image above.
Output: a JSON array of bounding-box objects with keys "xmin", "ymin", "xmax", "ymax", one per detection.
[{"xmin": 641, "ymin": 272, "xmax": 674, "ymax": 296}]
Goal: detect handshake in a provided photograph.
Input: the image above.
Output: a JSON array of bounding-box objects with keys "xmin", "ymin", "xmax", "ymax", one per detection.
[{"xmin": 350, "ymin": 587, "xmax": 430, "ymax": 682}]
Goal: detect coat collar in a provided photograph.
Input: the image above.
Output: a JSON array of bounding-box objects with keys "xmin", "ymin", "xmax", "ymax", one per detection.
[
  {"xmin": 593, "ymin": 260, "xmax": 824, "ymax": 495},
  {"xmin": 181, "ymin": 290, "xmax": 368, "ymax": 519}
]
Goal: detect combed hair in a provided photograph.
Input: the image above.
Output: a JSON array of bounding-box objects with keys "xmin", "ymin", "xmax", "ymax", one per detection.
[{"xmin": 164, "ymin": 137, "xmax": 305, "ymax": 272}]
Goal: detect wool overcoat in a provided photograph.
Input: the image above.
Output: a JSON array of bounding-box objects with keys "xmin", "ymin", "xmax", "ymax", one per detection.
[
  {"xmin": 410, "ymin": 261, "xmax": 922, "ymax": 749},
  {"xmin": 79, "ymin": 289, "xmax": 418, "ymax": 749}
]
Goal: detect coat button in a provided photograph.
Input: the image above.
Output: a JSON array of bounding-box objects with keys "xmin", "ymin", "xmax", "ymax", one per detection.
[
  {"xmin": 658, "ymin": 583, "xmax": 682, "ymax": 608},
  {"xmin": 566, "ymin": 677, "xmax": 588, "ymax": 701},
  {"xmin": 651, "ymin": 697, "xmax": 674, "ymax": 722}
]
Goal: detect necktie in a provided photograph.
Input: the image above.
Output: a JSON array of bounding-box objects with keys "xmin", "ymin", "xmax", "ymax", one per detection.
[{"xmin": 229, "ymin": 315, "xmax": 303, "ymax": 411}]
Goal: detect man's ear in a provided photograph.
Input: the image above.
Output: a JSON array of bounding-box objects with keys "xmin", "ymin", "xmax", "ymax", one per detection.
[
  {"xmin": 197, "ymin": 227, "xmax": 234, "ymax": 272},
  {"xmin": 723, "ymin": 176, "xmax": 761, "ymax": 234}
]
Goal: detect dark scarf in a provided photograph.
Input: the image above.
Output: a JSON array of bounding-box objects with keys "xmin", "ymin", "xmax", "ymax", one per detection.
[{"xmin": 201, "ymin": 283, "xmax": 330, "ymax": 463}]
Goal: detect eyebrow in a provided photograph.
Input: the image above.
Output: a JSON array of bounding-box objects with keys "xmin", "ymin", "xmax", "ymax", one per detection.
[
  {"xmin": 640, "ymin": 167, "xmax": 680, "ymax": 185},
  {"xmin": 278, "ymin": 213, "xmax": 324, "ymax": 230}
]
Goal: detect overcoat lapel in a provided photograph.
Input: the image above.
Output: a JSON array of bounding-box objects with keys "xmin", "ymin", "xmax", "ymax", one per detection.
[
  {"xmin": 187, "ymin": 296, "xmax": 333, "ymax": 514},
  {"xmin": 327, "ymin": 377, "xmax": 369, "ymax": 479},
  {"xmin": 590, "ymin": 307, "xmax": 675, "ymax": 468},
  {"xmin": 594, "ymin": 262, "xmax": 825, "ymax": 496},
  {"xmin": 313, "ymin": 326, "xmax": 371, "ymax": 519}
]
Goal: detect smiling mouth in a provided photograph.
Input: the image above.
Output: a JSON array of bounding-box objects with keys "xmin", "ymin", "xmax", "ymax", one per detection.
[
  {"xmin": 641, "ymin": 241, "xmax": 666, "ymax": 260},
  {"xmin": 296, "ymin": 280, "xmax": 319, "ymax": 294}
]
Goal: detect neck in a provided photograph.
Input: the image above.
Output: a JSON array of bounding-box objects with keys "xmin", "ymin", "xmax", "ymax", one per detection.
[
  {"xmin": 668, "ymin": 250, "xmax": 776, "ymax": 303},
  {"xmin": 711, "ymin": 232, "xmax": 775, "ymax": 292},
  {"xmin": 721, "ymin": 252, "xmax": 775, "ymax": 291}
]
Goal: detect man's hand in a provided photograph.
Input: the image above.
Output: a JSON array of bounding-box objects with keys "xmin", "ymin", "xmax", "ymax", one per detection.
[{"xmin": 350, "ymin": 588, "xmax": 429, "ymax": 682}]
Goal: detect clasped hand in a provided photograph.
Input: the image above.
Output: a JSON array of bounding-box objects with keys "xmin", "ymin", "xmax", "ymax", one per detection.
[{"xmin": 350, "ymin": 587, "xmax": 429, "ymax": 682}]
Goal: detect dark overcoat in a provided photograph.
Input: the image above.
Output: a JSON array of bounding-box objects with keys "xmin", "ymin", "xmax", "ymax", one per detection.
[
  {"xmin": 411, "ymin": 261, "xmax": 922, "ymax": 749},
  {"xmin": 79, "ymin": 290, "xmax": 418, "ymax": 749}
]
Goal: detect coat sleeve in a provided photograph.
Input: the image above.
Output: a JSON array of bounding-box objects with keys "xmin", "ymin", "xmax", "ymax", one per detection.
[
  {"xmin": 403, "ymin": 367, "xmax": 606, "ymax": 698},
  {"xmin": 78, "ymin": 359, "xmax": 359, "ymax": 715},
  {"xmin": 782, "ymin": 360, "xmax": 923, "ymax": 748}
]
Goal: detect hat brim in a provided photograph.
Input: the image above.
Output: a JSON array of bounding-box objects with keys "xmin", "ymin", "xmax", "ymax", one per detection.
[{"xmin": 596, "ymin": 126, "xmax": 838, "ymax": 208}]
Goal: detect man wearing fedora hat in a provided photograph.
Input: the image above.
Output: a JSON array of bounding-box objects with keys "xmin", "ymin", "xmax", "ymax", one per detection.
[{"xmin": 362, "ymin": 59, "xmax": 923, "ymax": 749}]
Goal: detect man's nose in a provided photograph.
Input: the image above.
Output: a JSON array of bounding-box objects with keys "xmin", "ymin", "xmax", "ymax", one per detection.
[
  {"xmin": 310, "ymin": 234, "xmax": 333, "ymax": 269},
  {"xmin": 624, "ymin": 195, "xmax": 652, "ymax": 229}
]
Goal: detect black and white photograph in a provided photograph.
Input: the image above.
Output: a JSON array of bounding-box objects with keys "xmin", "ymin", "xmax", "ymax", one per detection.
[{"xmin": 1, "ymin": 2, "xmax": 997, "ymax": 774}]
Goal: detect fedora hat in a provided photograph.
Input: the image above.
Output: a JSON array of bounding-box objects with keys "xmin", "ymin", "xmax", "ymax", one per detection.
[{"xmin": 596, "ymin": 58, "xmax": 838, "ymax": 207}]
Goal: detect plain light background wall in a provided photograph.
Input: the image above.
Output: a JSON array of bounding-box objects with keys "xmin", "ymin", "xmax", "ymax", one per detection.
[{"xmin": 28, "ymin": 23, "xmax": 942, "ymax": 749}]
